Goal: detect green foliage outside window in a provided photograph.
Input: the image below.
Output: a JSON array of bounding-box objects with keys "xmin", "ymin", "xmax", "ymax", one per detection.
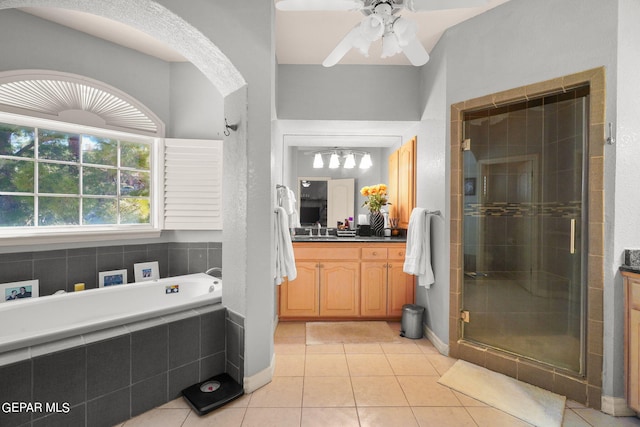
[{"xmin": 0, "ymin": 121, "xmax": 153, "ymax": 229}]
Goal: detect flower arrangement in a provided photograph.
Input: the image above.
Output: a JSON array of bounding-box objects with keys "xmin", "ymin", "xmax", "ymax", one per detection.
[{"xmin": 360, "ymin": 184, "xmax": 390, "ymax": 213}]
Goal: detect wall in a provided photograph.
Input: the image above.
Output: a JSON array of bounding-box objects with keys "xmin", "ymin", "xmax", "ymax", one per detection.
[
  {"xmin": 416, "ymin": 0, "xmax": 620, "ymax": 401},
  {"xmin": 0, "ymin": 242, "xmax": 221, "ymax": 296},
  {"xmin": 277, "ymin": 65, "xmax": 421, "ymax": 121}
]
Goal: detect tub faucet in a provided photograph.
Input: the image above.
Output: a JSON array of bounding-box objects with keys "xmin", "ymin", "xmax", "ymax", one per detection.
[{"xmin": 205, "ymin": 267, "xmax": 222, "ymax": 278}]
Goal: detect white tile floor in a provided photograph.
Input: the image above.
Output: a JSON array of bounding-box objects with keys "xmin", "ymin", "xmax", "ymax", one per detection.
[{"xmin": 115, "ymin": 322, "xmax": 640, "ymax": 427}]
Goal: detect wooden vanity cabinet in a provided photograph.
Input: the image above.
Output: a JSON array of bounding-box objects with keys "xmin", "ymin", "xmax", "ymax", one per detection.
[
  {"xmin": 623, "ymin": 270, "xmax": 640, "ymax": 412},
  {"xmin": 280, "ymin": 242, "xmax": 414, "ymax": 320}
]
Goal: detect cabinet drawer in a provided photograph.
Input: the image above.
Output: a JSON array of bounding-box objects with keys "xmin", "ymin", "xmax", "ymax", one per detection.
[
  {"xmin": 361, "ymin": 248, "xmax": 388, "ymax": 260},
  {"xmin": 387, "ymin": 247, "xmax": 407, "ymax": 260},
  {"xmin": 294, "ymin": 246, "xmax": 360, "ymax": 260}
]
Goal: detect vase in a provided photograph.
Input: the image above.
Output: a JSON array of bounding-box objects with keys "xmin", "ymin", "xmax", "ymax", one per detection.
[{"xmin": 369, "ymin": 211, "xmax": 385, "ymax": 237}]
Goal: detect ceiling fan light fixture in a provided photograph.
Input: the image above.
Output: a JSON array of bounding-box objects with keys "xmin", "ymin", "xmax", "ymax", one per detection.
[
  {"xmin": 329, "ymin": 152, "xmax": 340, "ymax": 168},
  {"xmin": 392, "ymin": 17, "xmax": 417, "ymax": 46},
  {"xmin": 313, "ymin": 153, "xmax": 324, "ymax": 168},
  {"xmin": 381, "ymin": 34, "xmax": 401, "ymax": 58}
]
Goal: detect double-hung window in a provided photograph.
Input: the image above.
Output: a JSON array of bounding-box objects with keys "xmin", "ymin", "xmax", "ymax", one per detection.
[{"xmin": 0, "ymin": 115, "xmax": 156, "ymax": 233}]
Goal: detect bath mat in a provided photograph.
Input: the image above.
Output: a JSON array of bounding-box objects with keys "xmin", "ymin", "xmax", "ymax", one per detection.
[
  {"xmin": 438, "ymin": 360, "xmax": 565, "ymax": 427},
  {"xmin": 306, "ymin": 321, "xmax": 400, "ymax": 345}
]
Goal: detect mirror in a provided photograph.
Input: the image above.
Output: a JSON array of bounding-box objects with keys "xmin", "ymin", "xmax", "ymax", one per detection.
[
  {"xmin": 293, "ymin": 147, "xmax": 386, "ymax": 227},
  {"xmin": 298, "ymin": 178, "xmax": 355, "ymax": 227},
  {"xmin": 298, "ymin": 179, "xmax": 327, "ymax": 226}
]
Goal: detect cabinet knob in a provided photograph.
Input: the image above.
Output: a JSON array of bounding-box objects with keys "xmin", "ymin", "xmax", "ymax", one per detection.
[{"xmin": 372, "ymin": 251, "xmax": 377, "ymax": 256}]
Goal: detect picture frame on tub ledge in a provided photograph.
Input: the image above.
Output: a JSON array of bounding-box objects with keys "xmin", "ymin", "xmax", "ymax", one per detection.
[
  {"xmin": 134, "ymin": 261, "xmax": 160, "ymax": 283},
  {"xmin": 1, "ymin": 279, "xmax": 39, "ymax": 303},
  {"xmin": 98, "ymin": 269, "xmax": 128, "ymax": 288}
]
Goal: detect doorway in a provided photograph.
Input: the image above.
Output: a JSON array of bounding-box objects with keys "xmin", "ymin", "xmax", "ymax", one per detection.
[{"xmin": 461, "ymin": 87, "xmax": 589, "ymax": 374}]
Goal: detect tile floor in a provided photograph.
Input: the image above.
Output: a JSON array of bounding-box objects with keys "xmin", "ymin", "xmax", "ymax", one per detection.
[{"xmin": 115, "ymin": 321, "xmax": 640, "ymax": 427}]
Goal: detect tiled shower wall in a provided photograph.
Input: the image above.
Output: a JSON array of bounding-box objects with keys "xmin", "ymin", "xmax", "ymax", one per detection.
[{"xmin": 0, "ymin": 242, "xmax": 222, "ymax": 297}]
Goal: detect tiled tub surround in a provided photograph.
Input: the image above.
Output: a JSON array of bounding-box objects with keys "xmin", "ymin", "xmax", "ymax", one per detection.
[
  {"xmin": 0, "ymin": 273, "xmax": 222, "ymax": 354},
  {"xmin": 0, "ymin": 304, "xmax": 246, "ymax": 427},
  {"xmin": 0, "ymin": 242, "xmax": 222, "ymax": 297}
]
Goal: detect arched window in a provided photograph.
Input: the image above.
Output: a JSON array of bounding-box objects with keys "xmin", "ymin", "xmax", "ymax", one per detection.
[{"xmin": 0, "ymin": 70, "xmax": 164, "ymax": 240}]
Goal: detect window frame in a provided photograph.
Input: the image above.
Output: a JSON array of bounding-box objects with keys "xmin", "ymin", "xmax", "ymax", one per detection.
[{"xmin": 0, "ymin": 111, "xmax": 161, "ymax": 245}]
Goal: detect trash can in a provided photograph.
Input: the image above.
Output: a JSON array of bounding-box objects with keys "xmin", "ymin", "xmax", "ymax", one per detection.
[{"xmin": 400, "ymin": 304, "xmax": 425, "ymax": 339}]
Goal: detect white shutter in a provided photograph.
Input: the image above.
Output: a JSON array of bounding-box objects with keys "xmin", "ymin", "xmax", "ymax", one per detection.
[{"xmin": 163, "ymin": 138, "xmax": 222, "ymax": 230}]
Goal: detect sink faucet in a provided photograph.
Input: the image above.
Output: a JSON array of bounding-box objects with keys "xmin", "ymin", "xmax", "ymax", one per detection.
[{"xmin": 317, "ymin": 223, "xmax": 321, "ymax": 236}]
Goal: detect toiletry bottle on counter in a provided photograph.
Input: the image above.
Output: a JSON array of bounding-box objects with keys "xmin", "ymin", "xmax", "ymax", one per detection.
[{"xmin": 344, "ymin": 218, "xmax": 350, "ymax": 229}]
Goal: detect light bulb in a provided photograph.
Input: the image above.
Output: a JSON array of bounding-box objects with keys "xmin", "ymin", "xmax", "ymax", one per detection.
[
  {"xmin": 359, "ymin": 153, "xmax": 372, "ymax": 169},
  {"xmin": 313, "ymin": 153, "xmax": 324, "ymax": 168},
  {"xmin": 344, "ymin": 153, "xmax": 356, "ymax": 169}
]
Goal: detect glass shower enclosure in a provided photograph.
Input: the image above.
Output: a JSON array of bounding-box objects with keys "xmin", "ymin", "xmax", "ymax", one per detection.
[{"xmin": 461, "ymin": 87, "xmax": 589, "ymax": 374}]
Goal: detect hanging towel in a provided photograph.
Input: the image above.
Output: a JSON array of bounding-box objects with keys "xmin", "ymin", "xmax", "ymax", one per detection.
[
  {"xmin": 278, "ymin": 186, "xmax": 301, "ymax": 228},
  {"xmin": 274, "ymin": 207, "xmax": 297, "ymax": 285},
  {"xmin": 403, "ymin": 207, "xmax": 435, "ymax": 288}
]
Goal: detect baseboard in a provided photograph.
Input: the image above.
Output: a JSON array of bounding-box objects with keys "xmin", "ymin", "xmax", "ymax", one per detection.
[
  {"xmin": 242, "ymin": 353, "xmax": 275, "ymax": 394},
  {"xmin": 601, "ymin": 396, "xmax": 637, "ymax": 417},
  {"xmin": 424, "ymin": 324, "xmax": 449, "ymax": 356}
]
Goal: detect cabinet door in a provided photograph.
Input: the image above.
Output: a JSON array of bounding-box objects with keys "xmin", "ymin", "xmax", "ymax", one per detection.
[
  {"xmin": 361, "ymin": 262, "xmax": 388, "ymax": 317},
  {"xmin": 387, "ymin": 261, "xmax": 415, "ymax": 317},
  {"xmin": 630, "ymin": 309, "xmax": 640, "ymax": 411},
  {"xmin": 280, "ymin": 261, "xmax": 319, "ymax": 317},
  {"xmin": 388, "ymin": 150, "xmax": 399, "ymax": 219},
  {"xmin": 320, "ymin": 261, "xmax": 360, "ymax": 317},
  {"xmin": 398, "ymin": 137, "xmax": 416, "ymax": 229}
]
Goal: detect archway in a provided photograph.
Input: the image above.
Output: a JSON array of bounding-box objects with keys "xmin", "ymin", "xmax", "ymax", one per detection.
[{"xmin": 0, "ymin": 0, "xmax": 245, "ymax": 96}]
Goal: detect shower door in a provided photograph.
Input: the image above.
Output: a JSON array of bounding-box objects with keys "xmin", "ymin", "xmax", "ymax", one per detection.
[{"xmin": 461, "ymin": 87, "xmax": 588, "ymax": 374}]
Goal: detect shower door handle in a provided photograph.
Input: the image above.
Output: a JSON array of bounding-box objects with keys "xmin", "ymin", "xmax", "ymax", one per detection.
[{"xmin": 570, "ymin": 219, "xmax": 576, "ymax": 255}]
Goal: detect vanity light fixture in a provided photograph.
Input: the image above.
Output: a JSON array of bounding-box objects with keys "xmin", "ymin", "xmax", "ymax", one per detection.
[
  {"xmin": 310, "ymin": 148, "xmax": 373, "ymax": 170},
  {"xmin": 313, "ymin": 153, "xmax": 324, "ymax": 168}
]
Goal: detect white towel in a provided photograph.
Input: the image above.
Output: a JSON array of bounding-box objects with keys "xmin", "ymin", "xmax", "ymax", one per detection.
[
  {"xmin": 274, "ymin": 207, "xmax": 297, "ymax": 285},
  {"xmin": 278, "ymin": 186, "xmax": 301, "ymax": 228},
  {"xmin": 403, "ymin": 207, "xmax": 435, "ymax": 288}
]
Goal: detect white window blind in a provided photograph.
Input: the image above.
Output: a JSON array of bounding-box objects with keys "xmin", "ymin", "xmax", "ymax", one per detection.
[{"xmin": 163, "ymin": 139, "xmax": 222, "ymax": 230}]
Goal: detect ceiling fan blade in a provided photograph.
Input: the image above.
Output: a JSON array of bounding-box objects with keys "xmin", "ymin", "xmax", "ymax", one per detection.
[
  {"xmin": 276, "ymin": 0, "xmax": 364, "ymax": 11},
  {"xmin": 322, "ymin": 25, "xmax": 363, "ymax": 67},
  {"xmin": 405, "ymin": 0, "xmax": 489, "ymax": 12},
  {"xmin": 323, "ymin": 15, "xmax": 384, "ymax": 67},
  {"xmin": 401, "ymin": 37, "xmax": 430, "ymax": 66}
]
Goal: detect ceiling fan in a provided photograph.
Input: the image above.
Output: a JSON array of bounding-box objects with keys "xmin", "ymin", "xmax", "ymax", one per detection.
[{"xmin": 276, "ymin": 0, "xmax": 489, "ymax": 67}]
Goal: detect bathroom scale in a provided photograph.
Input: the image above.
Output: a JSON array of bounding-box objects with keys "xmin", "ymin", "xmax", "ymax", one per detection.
[{"xmin": 181, "ymin": 373, "xmax": 244, "ymax": 416}]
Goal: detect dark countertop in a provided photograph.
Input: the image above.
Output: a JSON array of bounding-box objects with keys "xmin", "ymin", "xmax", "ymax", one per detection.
[
  {"xmin": 620, "ymin": 265, "xmax": 640, "ymax": 274},
  {"xmin": 292, "ymin": 236, "xmax": 407, "ymax": 243}
]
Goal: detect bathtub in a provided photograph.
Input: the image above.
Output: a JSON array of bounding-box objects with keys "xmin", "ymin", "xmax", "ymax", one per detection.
[{"xmin": 0, "ymin": 272, "xmax": 222, "ymax": 354}]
